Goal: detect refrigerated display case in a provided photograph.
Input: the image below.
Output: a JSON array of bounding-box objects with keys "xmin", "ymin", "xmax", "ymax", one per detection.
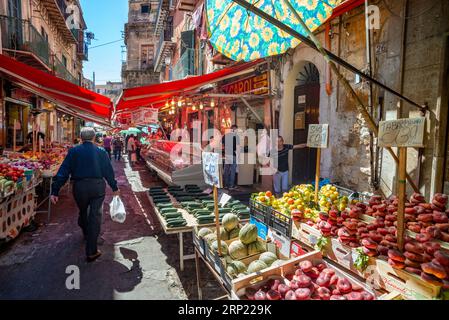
[{"xmin": 142, "ymin": 140, "xmax": 206, "ymax": 187}]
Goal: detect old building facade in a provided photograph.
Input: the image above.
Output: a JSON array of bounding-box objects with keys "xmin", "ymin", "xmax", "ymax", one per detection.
[{"xmin": 122, "ymin": 0, "xmax": 160, "ymax": 88}]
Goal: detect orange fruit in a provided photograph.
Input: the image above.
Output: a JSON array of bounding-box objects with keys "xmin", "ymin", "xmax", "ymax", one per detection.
[{"xmin": 265, "ymin": 191, "xmax": 273, "ymax": 197}]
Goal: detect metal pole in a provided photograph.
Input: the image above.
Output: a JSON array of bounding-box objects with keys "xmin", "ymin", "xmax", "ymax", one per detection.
[{"xmin": 230, "ymin": 0, "xmax": 426, "ymax": 112}]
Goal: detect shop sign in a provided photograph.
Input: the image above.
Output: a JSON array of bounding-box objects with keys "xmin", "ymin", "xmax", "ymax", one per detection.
[
  {"xmin": 378, "ymin": 117, "xmax": 425, "ymax": 148},
  {"xmin": 142, "ymin": 108, "xmax": 159, "ymax": 124},
  {"xmin": 131, "ymin": 110, "xmax": 145, "ymax": 124},
  {"xmin": 268, "ymin": 228, "xmax": 291, "ymax": 258},
  {"xmin": 221, "ymin": 72, "xmax": 269, "ymax": 95},
  {"xmin": 10, "ymin": 88, "xmax": 33, "ymax": 103},
  {"xmin": 307, "ymin": 124, "xmax": 329, "ymax": 148},
  {"xmin": 202, "ymin": 152, "xmax": 223, "ymax": 188},
  {"xmin": 298, "ymin": 95, "xmax": 306, "ymax": 104}
]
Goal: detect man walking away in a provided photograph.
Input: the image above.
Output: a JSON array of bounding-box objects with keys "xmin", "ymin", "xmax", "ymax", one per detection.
[
  {"xmin": 222, "ymin": 125, "xmax": 239, "ymax": 190},
  {"xmin": 50, "ymin": 127, "xmax": 119, "ymax": 262},
  {"xmin": 102, "ymin": 134, "xmax": 112, "ymax": 159},
  {"xmin": 127, "ymin": 134, "xmax": 137, "ymax": 166},
  {"xmin": 112, "ymin": 135, "xmax": 123, "ymax": 161},
  {"xmin": 271, "ymin": 136, "xmax": 307, "ymax": 197}
]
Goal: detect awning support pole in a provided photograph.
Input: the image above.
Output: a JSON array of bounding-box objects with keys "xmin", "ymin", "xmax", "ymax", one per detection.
[{"xmin": 240, "ymin": 97, "xmax": 266, "ymax": 130}]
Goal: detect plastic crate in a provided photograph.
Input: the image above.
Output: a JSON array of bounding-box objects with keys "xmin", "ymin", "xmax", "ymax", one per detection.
[
  {"xmin": 249, "ymin": 198, "xmax": 270, "ymax": 225},
  {"xmin": 267, "ymin": 210, "xmax": 292, "ymax": 238}
]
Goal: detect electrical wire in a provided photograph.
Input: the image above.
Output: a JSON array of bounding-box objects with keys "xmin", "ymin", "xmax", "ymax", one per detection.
[
  {"xmin": 89, "ymin": 39, "xmax": 124, "ymax": 49},
  {"xmin": 381, "ymin": 0, "xmax": 439, "ymax": 20}
]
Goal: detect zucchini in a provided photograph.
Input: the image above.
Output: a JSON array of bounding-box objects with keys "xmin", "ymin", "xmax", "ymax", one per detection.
[
  {"xmin": 160, "ymin": 208, "xmax": 178, "ymax": 214},
  {"xmin": 164, "ymin": 212, "xmax": 183, "ymax": 219}
]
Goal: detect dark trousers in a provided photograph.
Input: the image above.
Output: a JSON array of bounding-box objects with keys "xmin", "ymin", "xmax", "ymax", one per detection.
[
  {"xmin": 73, "ymin": 179, "xmax": 106, "ymax": 257},
  {"xmin": 113, "ymin": 148, "xmax": 122, "ymax": 161},
  {"xmin": 104, "ymin": 147, "xmax": 112, "ymax": 159}
]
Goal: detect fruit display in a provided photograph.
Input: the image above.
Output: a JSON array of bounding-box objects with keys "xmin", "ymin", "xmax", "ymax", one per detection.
[{"xmin": 239, "ymin": 257, "xmax": 375, "ymax": 300}]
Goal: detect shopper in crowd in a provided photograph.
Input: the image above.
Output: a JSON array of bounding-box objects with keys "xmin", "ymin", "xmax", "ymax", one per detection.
[
  {"xmin": 271, "ymin": 136, "xmax": 307, "ymax": 196},
  {"xmin": 50, "ymin": 127, "xmax": 119, "ymax": 262},
  {"xmin": 135, "ymin": 137, "xmax": 143, "ymax": 162},
  {"xmin": 112, "ymin": 135, "xmax": 124, "ymax": 161},
  {"xmin": 127, "ymin": 134, "xmax": 137, "ymax": 166},
  {"xmin": 221, "ymin": 125, "xmax": 239, "ymax": 190},
  {"xmin": 102, "ymin": 133, "xmax": 112, "ymax": 160}
]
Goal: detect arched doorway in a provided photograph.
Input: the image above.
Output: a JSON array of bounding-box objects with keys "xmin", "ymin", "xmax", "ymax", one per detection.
[{"xmin": 292, "ymin": 62, "xmax": 320, "ymax": 184}]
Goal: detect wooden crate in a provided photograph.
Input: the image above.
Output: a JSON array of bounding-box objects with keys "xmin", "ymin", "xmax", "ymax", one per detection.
[
  {"xmin": 231, "ymin": 250, "xmax": 377, "ymax": 300},
  {"xmin": 374, "ymin": 258, "xmax": 442, "ymax": 300},
  {"xmin": 378, "ymin": 291, "xmax": 404, "ymax": 300},
  {"xmin": 294, "ymin": 222, "xmax": 321, "ymax": 248}
]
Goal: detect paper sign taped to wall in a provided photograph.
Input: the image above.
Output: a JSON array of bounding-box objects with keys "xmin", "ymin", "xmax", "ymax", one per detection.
[
  {"xmin": 307, "ymin": 124, "xmax": 329, "ymax": 148},
  {"xmin": 378, "ymin": 117, "xmax": 425, "ymax": 148}
]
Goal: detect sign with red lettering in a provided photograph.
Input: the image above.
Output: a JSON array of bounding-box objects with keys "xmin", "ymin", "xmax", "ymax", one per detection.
[{"xmin": 221, "ymin": 72, "xmax": 269, "ymax": 95}]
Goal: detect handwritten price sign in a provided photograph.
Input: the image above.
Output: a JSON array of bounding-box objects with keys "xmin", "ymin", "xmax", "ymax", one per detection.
[
  {"xmin": 378, "ymin": 117, "xmax": 425, "ymax": 148},
  {"xmin": 202, "ymin": 152, "xmax": 223, "ymax": 188},
  {"xmin": 307, "ymin": 124, "xmax": 329, "ymax": 148}
]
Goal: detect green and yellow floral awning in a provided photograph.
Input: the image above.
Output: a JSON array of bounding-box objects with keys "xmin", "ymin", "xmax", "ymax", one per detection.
[{"xmin": 206, "ymin": 0, "xmax": 345, "ymax": 61}]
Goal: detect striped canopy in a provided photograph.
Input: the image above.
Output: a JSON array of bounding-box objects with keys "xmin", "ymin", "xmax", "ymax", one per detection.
[{"xmin": 206, "ymin": 0, "xmax": 344, "ymax": 61}]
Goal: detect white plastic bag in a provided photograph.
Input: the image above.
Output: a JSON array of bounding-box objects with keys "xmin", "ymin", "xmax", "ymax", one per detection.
[{"xmin": 110, "ymin": 196, "xmax": 126, "ymax": 223}]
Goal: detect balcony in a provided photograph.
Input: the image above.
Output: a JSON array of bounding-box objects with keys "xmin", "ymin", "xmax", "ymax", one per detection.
[
  {"xmin": 154, "ymin": 22, "xmax": 175, "ymax": 72},
  {"xmin": 39, "ymin": 0, "xmax": 80, "ymax": 44},
  {"xmin": 0, "ymin": 15, "xmax": 51, "ymax": 72},
  {"xmin": 172, "ymin": 48, "xmax": 195, "ymax": 80},
  {"xmin": 154, "ymin": 0, "xmax": 171, "ymax": 37},
  {"xmin": 74, "ymin": 29, "xmax": 88, "ymax": 61},
  {"xmin": 52, "ymin": 55, "xmax": 79, "ymax": 85},
  {"xmin": 177, "ymin": 0, "xmax": 196, "ymax": 12}
]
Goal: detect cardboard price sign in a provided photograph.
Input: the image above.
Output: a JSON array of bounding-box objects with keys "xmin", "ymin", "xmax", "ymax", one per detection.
[
  {"xmin": 202, "ymin": 152, "xmax": 223, "ymax": 188},
  {"xmin": 378, "ymin": 117, "xmax": 425, "ymax": 148},
  {"xmin": 142, "ymin": 108, "xmax": 158, "ymax": 124},
  {"xmin": 268, "ymin": 228, "xmax": 291, "ymax": 258},
  {"xmin": 307, "ymin": 124, "xmax": 329, "ymax": 148}
]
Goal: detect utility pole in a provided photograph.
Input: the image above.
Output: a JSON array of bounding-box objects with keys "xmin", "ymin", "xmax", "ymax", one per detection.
[{"xmin": 93, "ymin": 71, "xmax": 96, "ymax": 92}]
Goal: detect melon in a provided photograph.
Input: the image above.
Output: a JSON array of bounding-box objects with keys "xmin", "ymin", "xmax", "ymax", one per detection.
[
  {"xmin": 247, "ymin": 260, "xmax": 268, "ymax": 274},
  {"xmin": 222, "ymin": 213, "xmax": 239, "ymax": 232},
  {"xmin": 198, "ymin": 228, "xmax": 213, "ymax": 239},
  {"xmin": 204, "ymin": 233, "xmax": 217, "ymax": 246},
  {"xmin": 270, "ymin": 260, "xmax": 285, "ymax": 267},
  {"xmin": 220, "ymin": 228, "xmax": 230, "ymax": 241},
  {"xmin": 239, "ymin": 224, "xmax": 258, "ymax": 245},
  {"xmin": 247, "ymin": 240, "xmax": 266, "ymax": 255},
  {"xmin": 227, "ymin": 261, "xmax": 247, "ymax": 278},
  {"xmin": 228, "ymin": 226, "xmax": 241, "ymax": 239},
  {"xmin": 259, "ymin": 252, "xmax": 278, "ymax": 266},
  {"xmin": 211, "ymin": 240, "xmax": 229, "ymax": 255},
  {"xmin": 228, "ymin": 240, "xmax": 248, "ymax": 260}
]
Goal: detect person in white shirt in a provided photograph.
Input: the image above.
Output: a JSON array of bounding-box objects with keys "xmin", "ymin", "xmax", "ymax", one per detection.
[{"xmin": 127, "ymin": 134, "xmax": 136, "ymax": 166}]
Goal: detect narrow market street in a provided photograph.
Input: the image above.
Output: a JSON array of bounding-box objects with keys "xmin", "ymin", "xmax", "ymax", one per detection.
[{"xmin": 0, "ymin": 157, "xmax": 222, "ymax": 300}]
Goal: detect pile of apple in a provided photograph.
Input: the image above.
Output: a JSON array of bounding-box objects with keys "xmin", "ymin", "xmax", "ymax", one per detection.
[{"xmin": 244, "ymin": 260, "xmax": 375, "ymax": 300}]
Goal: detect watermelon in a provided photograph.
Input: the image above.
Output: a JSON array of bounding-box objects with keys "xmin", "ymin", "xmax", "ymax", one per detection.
[
  {"xmin": 220, "ymin": 228, "xmax": 230, "ymax": 241},
  {"xmin": 228, "ymin": 226, "xmax": 241, "ymax": 239},
  {"xmin": 222, "ymin": 213, "xmax": 239, "ymax": 232},
  {"xmin": 228, "ymin": 240, "xmax": 248, "ymax": 260},
  {"xmin": 198, "ymin": 228, "xmax": 213, "ymax": 239},
  {"xmin": 247, "ymin": 240, "xmax": 266, "ymax": 255},
  {"xmin": 211, "ymin": 240, "xmax": 229, "ymax": 255},
  {"xmin": 239, "ymin": 224, "xmax": 258, "ymax": 245},
  {"xmin": 247, "ymin": 260, "xmax": 268, "ymax": 274},
  {"xmin": 259, "ymin": 252, "xmax": 278, "ymax": 266},
  {"xmin": 227, "ymin": 261, "xmax": 247, "ymax": 278},
  {"xmin": 204, "ymin": 233, "xmax": 217, "ymax": 246},
  {"xmin": 270, "ymin": 260, "xmax": 285, "ymax": 268}
]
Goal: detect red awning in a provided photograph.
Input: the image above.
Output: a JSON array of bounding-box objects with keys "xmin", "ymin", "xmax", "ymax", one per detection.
[
  {"xmin": 117, "ymin": 59, "xmax": 265, "ymax": 113},
  {"xmin": 0, "ymin": 54, "xmax": 112, "ymax": 121}
]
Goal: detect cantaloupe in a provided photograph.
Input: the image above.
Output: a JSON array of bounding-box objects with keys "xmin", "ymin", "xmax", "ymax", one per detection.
[
  {"xmin": 247, "ymin": 260, "xmax": 268, "ymax": 273},
  {"xmin": 239, "ymin": 224, "xmax": 258, "ymax": 245},
  {"xmin": 259, "ymin": 252, "xmax": 278, "ymax": 266},
  {"xmin": 211, "ymin": 240, "xmax": 229, "ymax": 255},
  {"xmin": 198, "ymin": 228, "xmax": 213, "ymax": 239},
  {"xmin": 228, "ymin": 240, "xmax": 248, "ymax": 260},
  {"xmin": 222, "ymin": 213, "xmax": 239, "ymax": 232},
  {"xmin": 247, "ymin": 240, "xmax": 266, "ymax": 255},
  {"xmin": 227, "ymin": 261, "xmax": 247, "ymax": 278}
]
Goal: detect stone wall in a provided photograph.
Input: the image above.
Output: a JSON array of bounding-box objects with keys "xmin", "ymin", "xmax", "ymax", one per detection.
[{"xmin": 273, "ymin": 0, "xmax": 449, "ymax": 198}]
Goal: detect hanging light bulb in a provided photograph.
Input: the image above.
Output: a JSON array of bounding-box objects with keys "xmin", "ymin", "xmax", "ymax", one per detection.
[
  {"xmin": 171, "ymin": 98, "xmax": 175, "ymax": 106},
  {"xmin": 192, "ymin": 105, "xmax": 196, "ymax": 111},
  {"xmin": 177, "ymin": 99, "xmax": 182, "ymax": 107},
  {"xmin": 165, "ymin": 100, "xmax": 169, "ymax": 108},
  {"xmin": 199, "ymin": 102, "xmax": 204, "ymax": 110},
  {"xmin": 211, "ymin": 99, "xmax": 215, "ymax": 108}
]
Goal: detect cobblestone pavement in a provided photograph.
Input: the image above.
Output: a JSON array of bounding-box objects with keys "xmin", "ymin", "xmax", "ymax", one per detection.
[{"xmin": 0, "ymin": 157, "xmax": 224, "ymax": 300}]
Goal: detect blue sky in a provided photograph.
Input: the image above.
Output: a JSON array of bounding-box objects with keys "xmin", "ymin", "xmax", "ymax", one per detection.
[{"xmin": 80, "ymin": 0, "xmax": 128, "ymax": 85}]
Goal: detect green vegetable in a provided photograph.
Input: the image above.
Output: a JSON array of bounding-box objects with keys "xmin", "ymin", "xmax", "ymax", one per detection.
[
  {"xmin": 315, "ymin": 236, "xmax": 329, "ymax": 252},
  {"xmin": 353, "ymin": 248, "xmax": 370, "ymax": 271}
]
